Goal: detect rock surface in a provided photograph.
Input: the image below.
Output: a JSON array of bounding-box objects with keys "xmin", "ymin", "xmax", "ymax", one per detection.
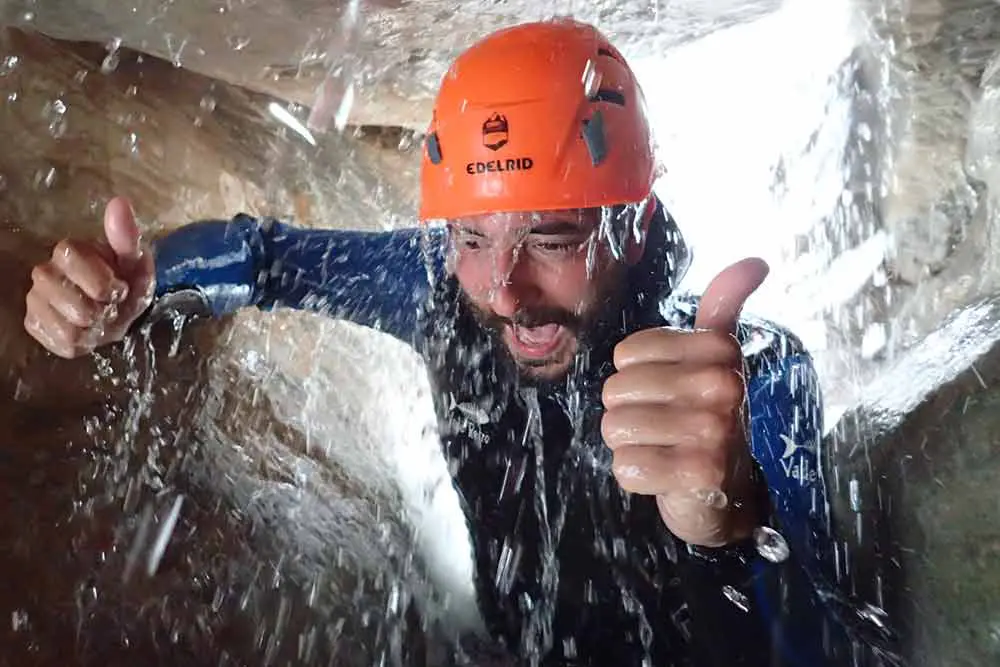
[
  {"xmin": 0, "ymin": 0, "xmax": 782, "ymax": 130},
  {"xmin": 827, "ymin": 295, "xmax": 1000, "ymax": 667},
  {"xmin": 1, "ymin": 0, "xmax": 1000, "ymax": 662},
  {"xmin": 0, "ymin": 27, "xmax": 458, "ymax": 665}
]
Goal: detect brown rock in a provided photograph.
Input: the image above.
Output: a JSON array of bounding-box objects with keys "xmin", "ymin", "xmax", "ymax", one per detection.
[{"xmin": 0, "ymin": 27, "xmax": 435, "ymax": 665}]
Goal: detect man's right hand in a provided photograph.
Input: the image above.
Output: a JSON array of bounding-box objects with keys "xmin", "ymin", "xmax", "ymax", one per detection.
[{"xmin": 24, "ymin": 196, "xmax": 156, "ymax": 359}]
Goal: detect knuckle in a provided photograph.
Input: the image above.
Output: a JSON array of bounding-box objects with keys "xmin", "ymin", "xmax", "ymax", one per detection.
[
  {"xmin": 24, "ymin": 289, "xmax": 44, "ymax": 315},
  {"xmin": 706, "ymin": 366, "xmax": 744, "ymax": 405},
  {"xmin": 600, "ymin": 408, "xmax": 624, "ymax": 445},
  {"xmin": 23, "ymin": 312, "xmax": 40, "ymax": 337},
  {"xmin": 612, "ymin": 338, "xmax": 633, "ymax": 369},
  {"xmin": 63, "ymin": 325, "xmax": 87, "ymax": 347},
  {"xmin": 50, "ymin": 344, "xmax": 77, "ymax": 360},
  {"xmin": 683, "ymin": 452, "xmax": 727, "ymax": 488},
  {"xmin": 600, "ymin": 410, "xmax": 614, "ymax": 442},
  {"xmin": 51, "ymin": 239, "xmax": 76, "ymax": 262},
  {"xmin": 29, "ymin": 263, "xmax": 48, "ymax": 285},
  {"xmin": 601, "ymin": 372, "xmax": 625, "ymax": 407},
  {"xmin": 708, "ymin": 329, "xmax": 741, "ymax": 358},
  {"xmin": 695, "ymin": 411, "xmax": 730, "ymax": 445}
]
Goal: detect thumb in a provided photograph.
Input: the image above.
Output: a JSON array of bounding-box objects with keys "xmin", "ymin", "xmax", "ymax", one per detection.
[
  {"xmin": 103, "ymin": 196, "xmax": 144, "ymax": 271},
  {"xmin": 693, "ymin": 257, "xmax": 769, "ymax": 332}
]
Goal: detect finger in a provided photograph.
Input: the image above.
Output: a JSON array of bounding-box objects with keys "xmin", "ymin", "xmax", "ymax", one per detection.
[
  {"xmin": 104, "ymin": 196, "xmax": 143, "ymax": 269},
  {"xmin": 24, "ymin": 291, "xmax": 82, "ymax": 359},
  {"xmin": 611, "ymin": 445, "xmax": 724, "ymax": 496},
  {"xmin": 694, "ymin": 257, "xmax": 769, "ymax": 332},
  {"xmin": 120, "ymin": 249, "xmax": 156, "ymax": 320},
  {"xmin": 30, "ymin": 263, "xmax": 103, "ymax": 328},
  {"xmin": 613, "ymin": 328, "xmax": 741, "ymax": 371},
  {"xmin": 601, "ymin": 405, "xmax": 738, "ymax": 450},
  {"xmin": 50, "ymin": 240, "xmax": 129, "ymax": 304},
  {"xmin": 602, "ymin": 364, "xmax": 745, "ymax": 411}
]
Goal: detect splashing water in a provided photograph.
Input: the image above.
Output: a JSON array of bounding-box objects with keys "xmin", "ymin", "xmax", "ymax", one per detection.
[
  {"xmin": 307, "ymin": 0, "xmax": 365, "ymax": 133},
  {"xmin": 753, "ymin": 526, "xmax": 791, "ymax": 564},
  {"xmin": 101, "ymin": 37, "xmax": 122, "ymax": 75},
  {"xmin": 1, "ymin": 0, "xmax": 991, "ymax": 662}
]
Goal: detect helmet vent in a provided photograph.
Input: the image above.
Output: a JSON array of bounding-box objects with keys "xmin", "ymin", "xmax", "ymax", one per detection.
[
  {"xmin": 581, "ymin": 110, "xmax": 608, "ymax": 166},
  {"xmin": 597, "ymin": 47, "xmax": 626, "ymax": 64},
  {"xmin": 426, "ymin": 132, "xmax": 443, "ymax": 164},
  {"xmin": 588, "ymin": 89, "xmax": 626, "ymax": 106}
]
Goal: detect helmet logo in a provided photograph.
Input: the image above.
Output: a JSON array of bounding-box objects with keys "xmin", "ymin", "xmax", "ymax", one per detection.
[{"xmin": 482, "ymin": 113, "xmax": 509, "ymax": 151}]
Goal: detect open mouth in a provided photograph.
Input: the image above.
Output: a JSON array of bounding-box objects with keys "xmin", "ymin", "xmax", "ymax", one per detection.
[{"xmin": 504, "ymin": 323, "xmax": 567, "ymax": 360}]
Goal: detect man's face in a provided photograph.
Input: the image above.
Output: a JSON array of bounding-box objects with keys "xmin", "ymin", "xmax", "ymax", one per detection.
[{"xmin": 449, "ymin": 208, "xmax": 632, "ymax": 382}]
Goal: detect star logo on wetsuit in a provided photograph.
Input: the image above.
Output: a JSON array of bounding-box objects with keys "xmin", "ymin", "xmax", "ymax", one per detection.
[
  {"xmin": 482, "ymin": 113, "xmax": 509, "ymax": 151},
  {"xmin": 779, "ymin": 433, "xmax": 814, "ymax": 460}
]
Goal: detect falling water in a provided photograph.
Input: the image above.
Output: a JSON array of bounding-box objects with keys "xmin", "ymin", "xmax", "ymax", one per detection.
[{"xmin": 0, "ymin": 0, "xmax": 998, "ymax": 664}]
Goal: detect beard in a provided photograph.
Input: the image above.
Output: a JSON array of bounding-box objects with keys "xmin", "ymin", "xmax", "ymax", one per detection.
[{"xmin": 459, "ymin": 266, "xmax": 631, "ymax": 389}]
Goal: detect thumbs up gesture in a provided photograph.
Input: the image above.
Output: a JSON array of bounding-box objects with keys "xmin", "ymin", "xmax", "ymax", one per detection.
[
  {"xmin": 601, "ymin": 258, "xmax": 769, "ymax": 547},
  {"xmin": 24, "ymin": 197, "xmax": 156, "ymax": 358}
]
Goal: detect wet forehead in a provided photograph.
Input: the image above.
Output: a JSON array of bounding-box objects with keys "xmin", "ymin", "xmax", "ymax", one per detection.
[{"xmin": 451, "ymin": 208, "xmax": 600, "ymax": 237}]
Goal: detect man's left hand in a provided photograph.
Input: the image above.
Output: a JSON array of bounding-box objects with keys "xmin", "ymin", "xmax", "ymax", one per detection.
[{"xmin": 601, "ymin": 258, "xmax": 769, "ymax": 547}]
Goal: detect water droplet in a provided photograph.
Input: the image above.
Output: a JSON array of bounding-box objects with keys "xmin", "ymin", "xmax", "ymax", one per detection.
[
  {"xmin": 858, "ymin": 603, "xmax": 889, "ymax": 630},
  {"xmin": 43, "ymin": 98, "xmax": 67, "ymax": 138},
  {"xmin": 695, "ymin": 488, "xmax": 729, "ymax": 510},
  {"xmin": 753, "ymin": 525, "xmax": 790, "ymax": 563},
  {"xmin": 849, "ymin": 477, "xmax": 862, "ymax": 512},
  {"xmin": 334, "ymin": 82, "xmax": 354, "ymax": 132},
  {"xmin": 6, "ymin": 91, "xmax": 17, "ymax": 103},
  {"xmin": 199, "ymin": 94, "xmax": 216, "ymax": 114},
  {"xmin": 101, "ymin": 37, "xmax": 122, "ymax": 74},
  {"xmin": 494, "ymin": 539, "xmax": 522, "ymax": 595},
  {"xmin": 581, "ymin": 58, "xmax": 600, "ymax": 97},
  {"xmin": 125, "ymin": 84, "xmax": 138, "ymax": 97},
  {"xmin": 33, "ymin": 166, "xmax": 56, "ymax": 190},
  {"xmin": 21, "ymin": 11, "xmax": 34, "ymax": 22},
  {"xmin": 722, "ymin": 585, "xmax": 750, "ymax": 612},
  {"xmin": 164, "ymin": 33, "xmax": 187, "ymax": 68},
  {"xmin": 122, "ymin": 131, "xmax": 139, "ymax": 156},
  {"xmin": 146, "ymin": 495, "xmax": 184, "ymax": 576},
  {"xmin": 73, "ymin": 69, "xmax": 88, "ymax": 84},
  {"xmin": 0, "ymin": 55, "xmax": 20, "ymax": 77},
  {"xmin": 397, "ymin": 131, "xmax": 415, "ymax": 151},
  {"xmin": 227, "ymin": 34, "xmax": 251, "ymax": 51},
  {"xmin": 10, "ymin": 609, "xmax": 28, "ymax": 631}
]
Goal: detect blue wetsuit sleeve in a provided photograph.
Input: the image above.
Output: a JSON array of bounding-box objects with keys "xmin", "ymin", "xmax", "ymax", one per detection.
[
  {"xmin": 736, "ymin": 323, "xmax": 894, "ymax": 664},
  {"xmin": 742, "ymin": 345, "xmax": 839, "ymax": 666},
  {"xmin": 149, "ymin": 215, "xmax": 445, "ymax": 346}
]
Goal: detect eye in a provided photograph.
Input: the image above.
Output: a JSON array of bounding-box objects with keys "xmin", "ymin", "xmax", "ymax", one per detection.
[
  {"xmin": 452, "ymin": 232, "xmax": 484, "ymax": 251},
  {"xmin": 530, "ymin": 238, "xmax": 581, "ymax": 254}
]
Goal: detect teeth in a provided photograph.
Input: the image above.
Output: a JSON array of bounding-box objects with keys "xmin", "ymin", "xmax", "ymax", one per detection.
[{"xmin": 516, "ymin": 324, "xmax": 560, "ymax": 346}]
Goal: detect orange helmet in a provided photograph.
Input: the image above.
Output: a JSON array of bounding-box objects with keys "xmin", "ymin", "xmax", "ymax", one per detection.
[{"xmin": 418, "ymin": 19, "xmax": 657, "ymax": 221}]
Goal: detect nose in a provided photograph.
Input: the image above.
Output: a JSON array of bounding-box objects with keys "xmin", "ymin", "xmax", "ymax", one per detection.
[{"xmin": 488, "ymin": 246, "xmax": 537, "ymax": 319}]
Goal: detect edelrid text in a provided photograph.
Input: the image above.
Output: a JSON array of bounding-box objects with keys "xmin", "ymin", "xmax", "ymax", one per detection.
[{"xmin": 465, "ymin": 157, "xmax": 534, "ymax": 174}]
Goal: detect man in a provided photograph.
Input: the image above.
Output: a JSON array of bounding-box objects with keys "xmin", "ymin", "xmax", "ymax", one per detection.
[{"xmin": 24, "ymin": 19, "xmax": 862, "ymax": 667}]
